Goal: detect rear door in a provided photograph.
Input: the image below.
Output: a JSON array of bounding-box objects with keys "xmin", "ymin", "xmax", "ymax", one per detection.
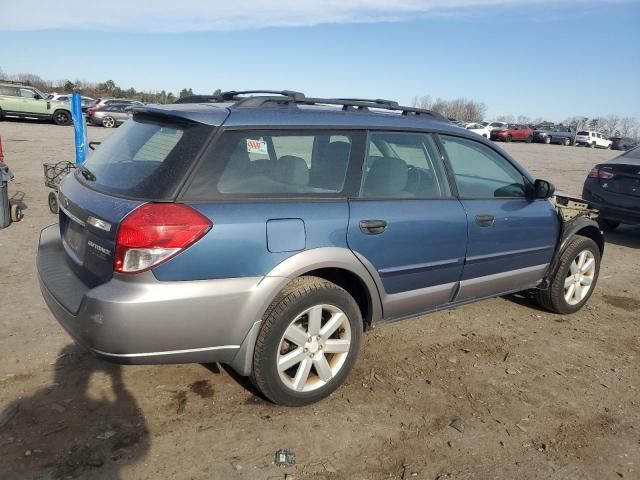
[
  {"xmin": 347, "ymin": 131, "xmax": 467, "ymax": 319},
  {"xmin": 438, "ymin": 134, "xmax": 559, "ymax": 302},
  {"xmin": 0, "ymin": 86, "xmax": 22, "ymax": 115}
]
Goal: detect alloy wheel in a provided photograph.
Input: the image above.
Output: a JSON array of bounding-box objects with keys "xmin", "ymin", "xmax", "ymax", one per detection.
[
  {"xmin": 276, "ymin": 304, "xmax": 351, "ymax": 393},
  {"xmin": 102, "ymin": 116, "xmax": 116, "ymax": 128},
  {"xmin": 564, "ymin": 250, "xmax": 596, "ymax": 305}
]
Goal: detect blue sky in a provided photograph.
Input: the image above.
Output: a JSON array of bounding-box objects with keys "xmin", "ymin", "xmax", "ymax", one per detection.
[{"xmin": 1, "ymin": 0, "xmax": 639, "ymax": 121}]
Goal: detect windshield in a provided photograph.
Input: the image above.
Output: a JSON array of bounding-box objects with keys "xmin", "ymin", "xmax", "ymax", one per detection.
[{"xmin": 78, "ymin": 115, "xmax": 213, "ymax": 200}]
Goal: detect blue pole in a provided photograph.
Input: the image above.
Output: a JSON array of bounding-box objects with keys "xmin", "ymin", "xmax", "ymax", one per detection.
[{"xmin": 71, "ymin": 93, "xmax": 87, "ymax": 164}]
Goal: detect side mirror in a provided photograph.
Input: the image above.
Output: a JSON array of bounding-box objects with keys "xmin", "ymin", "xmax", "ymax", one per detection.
[
  {"xmin": 33, "ymin": 94, "xmax": 42, "ymax": 100},
  {"xmin": 534, "ymin": 179, "xmax": 555, "ymax": 199}
]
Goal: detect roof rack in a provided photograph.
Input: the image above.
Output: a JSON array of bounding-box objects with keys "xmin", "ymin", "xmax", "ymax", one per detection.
[
  {"xmin": 0, "ymin": 79, "xmax": 28, "ymax": 86},
  {"xmin": 176, "ymin": 90, "xmax": 447, "ymax": 121}
]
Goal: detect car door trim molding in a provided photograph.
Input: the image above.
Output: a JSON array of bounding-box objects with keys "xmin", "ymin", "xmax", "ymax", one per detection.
[
  {"xmin": 465, "ymin": 245, "xmax": 555, "ymax": 265},
  {"xmin": 379, "ymin": 257, "xmax": 465, "ymax": 277},
  {"xmin": 456, "ymin": 263, "xmax": 547, "ymax": 302}
]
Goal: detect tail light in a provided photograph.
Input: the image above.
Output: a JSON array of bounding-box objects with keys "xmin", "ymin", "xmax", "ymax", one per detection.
[
  {"xmin": 115, "ymin": 203, "xmax": 212, "ymax": 274},
  {"xmin": 588, "ymin": 167, "xmax": 616, "ymax": 179}
]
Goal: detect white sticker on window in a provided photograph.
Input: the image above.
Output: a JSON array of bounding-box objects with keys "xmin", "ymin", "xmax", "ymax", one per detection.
[{"xmin": 246, "ymin": 139, "xmax": 268, "ymax": 155}]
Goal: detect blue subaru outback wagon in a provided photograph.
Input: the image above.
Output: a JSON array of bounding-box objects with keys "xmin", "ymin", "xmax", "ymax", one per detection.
[{"xmin": 38, "ymin": 90, "xmax": 604, "ymax": 405}]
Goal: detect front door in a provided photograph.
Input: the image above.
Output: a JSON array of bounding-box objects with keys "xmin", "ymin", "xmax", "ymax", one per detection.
[
  {"xmin": 347, "ymin": 131, "xmax": 468, "ymax": 320},
  {"xmin": 438, "ymin": 134, "xmax": 559, "ymax": 302},
  {"xmin": 18, "ymin": 87, "xmax": 50, "ymax": 116}
]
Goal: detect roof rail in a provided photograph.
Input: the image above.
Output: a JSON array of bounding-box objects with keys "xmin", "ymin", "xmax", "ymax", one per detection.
[
  {"xmin": 174, "ymin": 89, "xmax": 447, "ymax": 121},
  {"xmin": 0, "ymin": 79, "xmax": 28, "ymax": 86},
  {"xmin": 219, "ymin": 90, "xmax": 305, "ymax": 102}
]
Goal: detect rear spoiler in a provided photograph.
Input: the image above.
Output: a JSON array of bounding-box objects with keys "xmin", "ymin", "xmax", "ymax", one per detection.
[{"xmin": 129, "ymin": 104, "xmax": 229, "ymax": 127}]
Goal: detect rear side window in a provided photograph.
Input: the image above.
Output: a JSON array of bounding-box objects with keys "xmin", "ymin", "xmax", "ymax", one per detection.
[
  {"xmin": 360, "ymin": 132, "xmax": 451, "ymax": 199},
  {"xmin": 78, "ymin": 115, "xmax": 213, "ymax": 200},
  {"xmin": 0, "ymin": 86, "xmax": 18, "ymax": 96},
  {"xmin": 577, "ymin": 131, "xmax": 588, "ymax": 136},
  {"xmin": 185, "ymin": 130, "xmax": 364, "ymax": 199},
  {"xmin": 440, "ymin": 135, "xmax": 527, "ymax": 198}
]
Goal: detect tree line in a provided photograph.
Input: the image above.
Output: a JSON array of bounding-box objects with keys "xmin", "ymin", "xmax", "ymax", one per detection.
[
  {"xmin": 413, "ymin": 94, "xmax": 639, "ymax": 140},
  {"xmin": 0, "ymin": 68, "xmax": 220, "ymax": 104}
]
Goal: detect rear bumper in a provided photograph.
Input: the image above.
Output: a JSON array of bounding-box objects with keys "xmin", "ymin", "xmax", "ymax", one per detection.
[
  {"xmin": 37, "ymin": 224, "xmax": 286, "ymax": 368},
  {"xmin": 582, "ymin": 184, "xmax": 640, "ymax": 224}
]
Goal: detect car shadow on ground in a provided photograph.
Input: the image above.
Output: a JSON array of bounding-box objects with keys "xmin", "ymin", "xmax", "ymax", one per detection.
[
  {"xmin": 603, "ymin": 225, "xmax": 640, "ymax": 249},
  {"xmin": 503, "ymin": 290, "xmax": 551, "ymax": 313},
  {"xmin": 0, "ymin": 344, "xmax": 149, "ymax": 479}
]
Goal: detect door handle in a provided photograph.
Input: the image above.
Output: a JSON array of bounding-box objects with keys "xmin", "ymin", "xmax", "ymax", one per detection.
[
  {"xmin": 359, "ymin": 220, "xmax": 387, "ymax": 235},
  {"xmin": 475, "ymin": 214, "xmax": 495, "ymax": 227}
]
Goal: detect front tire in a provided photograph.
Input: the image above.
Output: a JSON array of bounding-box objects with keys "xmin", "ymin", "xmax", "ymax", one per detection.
[
  {"xmin": 506, "ymin": 135, "xmax": 513, "ymax": 143},
  {"xmin": 251, "ymin": 276, "xmax": 363, "ymax": 406},
  {"xmin": 53, "ymin": 110, "xmax": 71, "ymax": 126},
  {"xmin": 526, "ymin": 135, "xmax": 533, "ymax": 143},
  {"xmin": 102, "ymin": 116, "xmax": 116, "ymax": 128},
  {"xmin": 563, "ymin": 138, "xmax": 570, "ymax": 146},
  {"xmin": 544, "ymin": 136, "xmax": 551, "ymax": 144},
  {"xmin": 535, "ymin": 236, "xmax": 600, "ymax": 314}
]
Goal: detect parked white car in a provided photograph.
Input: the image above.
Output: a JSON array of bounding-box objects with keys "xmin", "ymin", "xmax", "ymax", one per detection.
[
  {"xmin": 466, "ymin": 122, "xmax": 492, "ymax": 138},
  {"xmin": 575, "ymin": 131, "xmax": 612, "ymax": 149}
]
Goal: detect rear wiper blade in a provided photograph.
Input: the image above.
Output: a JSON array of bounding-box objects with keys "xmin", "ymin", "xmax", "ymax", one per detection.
[{"xmin": 79, "ymin": 165, "xmax": 96, "ymax": 181}]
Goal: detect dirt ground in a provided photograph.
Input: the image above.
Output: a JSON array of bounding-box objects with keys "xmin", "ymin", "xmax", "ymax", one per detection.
[{"xmin": 0, "ymin": 120, "xmax": 638, "ymax": 480}]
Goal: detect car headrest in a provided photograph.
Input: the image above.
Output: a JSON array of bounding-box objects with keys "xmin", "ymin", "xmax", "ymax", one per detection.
[
  {"xmin": 362, "ymin": 156, "xmax": 408, "ymax": 197},
  {"xmin": 277, "ymin": 155, "xmax": 309, "ymax": 186}
]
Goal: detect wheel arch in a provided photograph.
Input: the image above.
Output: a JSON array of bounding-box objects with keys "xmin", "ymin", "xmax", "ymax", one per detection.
[
  {"xmin": 542, "ymin": 217, "xmax": 604, "ymax": 286},
  {"xmin": 229, "ymin": 247, "xmax": 383, "ymax": 376}
]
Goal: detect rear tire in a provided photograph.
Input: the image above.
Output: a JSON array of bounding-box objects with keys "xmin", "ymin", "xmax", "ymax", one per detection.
[
  {"xmin": 535, "ymin": 236, "xmax": 600, "ymax": 314},
  {"xmin": 544, "ymin": 136, "xmax": 551, "ymax": 144},
  {"xmin": 53, "ymin": 110, "xmax": 71, "ymax": 126},
  {"xmin": 506, "ymin": 135, "xmax": 513, "ymax": 143},
  {"xmin": 563, "ymin": 138, "xmax": 570, "ymax": 146},
  {"xmin": 251, "ymin": 276, "xmax": 363, "ymax": 406},
  {"xmin": 597, "ymin": 219, "xmax": 619, "ymax": 231},
  {"xmin": 526, "ymin": 135, "xmax": 533, "ymax": 143}
]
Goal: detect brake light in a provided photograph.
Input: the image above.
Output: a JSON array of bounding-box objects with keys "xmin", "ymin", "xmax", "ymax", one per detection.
[
  {"xmin": 588, "ymin": 167, "xmax": 616, "ymax": 179},
  {"xmin": 115, "ymin": 203, "xmax": 212, "ymax": 274}
]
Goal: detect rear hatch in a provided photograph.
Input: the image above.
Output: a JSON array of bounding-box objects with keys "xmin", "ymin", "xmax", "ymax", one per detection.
[{"xmin": 59, "ymin": 111, "xmax": 217, "ymax": 287}]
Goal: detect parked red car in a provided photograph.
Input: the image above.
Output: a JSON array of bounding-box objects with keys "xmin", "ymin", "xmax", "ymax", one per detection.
[{"xmin": 490, "ymin": 124, "xmax": 534, "ymax": 143}]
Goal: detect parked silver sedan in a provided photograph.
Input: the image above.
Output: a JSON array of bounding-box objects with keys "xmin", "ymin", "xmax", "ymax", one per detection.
[{"xmin": 88, "ymin": 104, "xmax": 132, "ymax": 128}]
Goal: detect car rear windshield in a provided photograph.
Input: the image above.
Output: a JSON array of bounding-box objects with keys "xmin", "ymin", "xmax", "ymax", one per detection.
[{"xmin": 77, "ymin": 114, "xmax": 213, "ymax": 200}]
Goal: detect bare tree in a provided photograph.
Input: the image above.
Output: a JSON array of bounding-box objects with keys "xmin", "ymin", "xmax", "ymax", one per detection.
[
  {"xmin": 602, "ymin": 115, "xmax": 621, "ymax": 137},
  {"xmin": 619, "ymin": 117, "xmax": 639, "ymax": 139},
  {"xmin": 495, "ymin": 115, "xmax": 515, "ymax": 123}
]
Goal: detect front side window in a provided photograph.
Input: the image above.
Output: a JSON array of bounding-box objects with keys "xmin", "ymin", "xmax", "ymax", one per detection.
[
  {"xmin": 360, "ymin": 132, "xmax": 451, "ymax": 199},
  {"xmin": 440, "ymin": 135, "xmax": 527, "ymax": 198},
  {"xmin": 186, "ymin": 130, "xmax": 360, "ymax": 198},
  {"xmin": 19, "ymin": 88, "xmax": 36, "ymax": 99}
]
